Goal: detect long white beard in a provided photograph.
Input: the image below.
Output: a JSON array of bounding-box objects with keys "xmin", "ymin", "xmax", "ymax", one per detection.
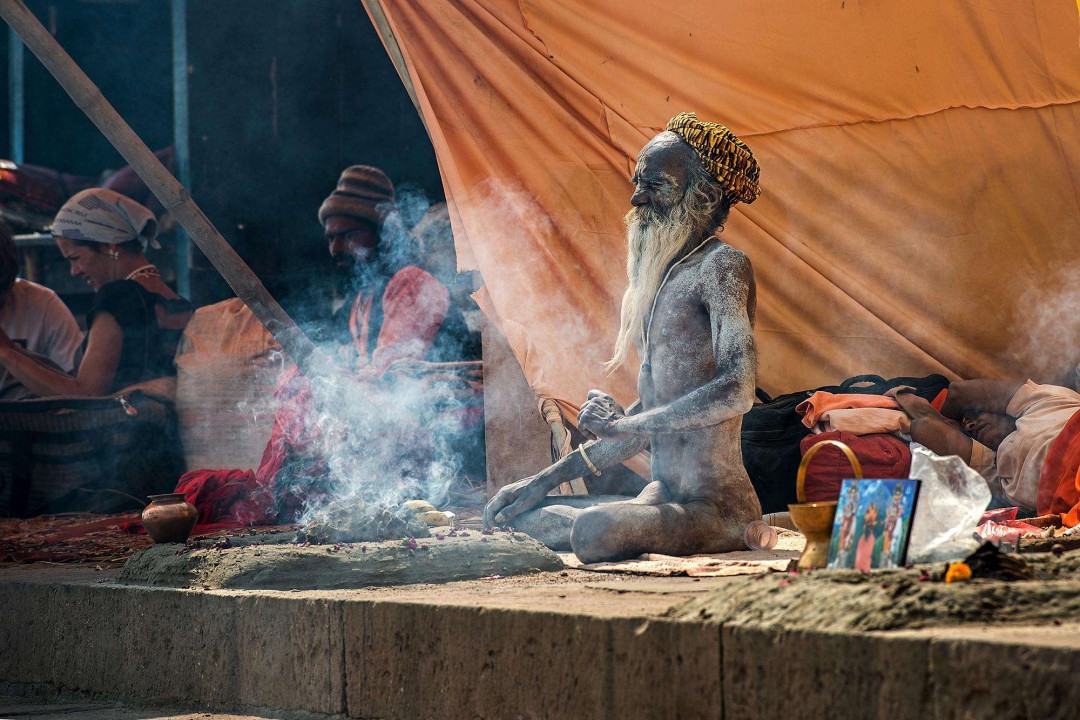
[{"xmin": 606, "ymin": 195, "xmax": 718, "ymax": 372}]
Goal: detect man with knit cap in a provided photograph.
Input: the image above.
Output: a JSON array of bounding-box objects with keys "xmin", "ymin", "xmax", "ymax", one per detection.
[
  {"xmin": 486, "ymin": 114, "xmax": 768, "ymax": 563},
  {"xmin": 171, "ymin": 166, "xmax": 462, "ymax": 526},
  {"xmin": 316, "ymin": 165, "xmax": 451, "ymax": 373},
  {"xmin": 319, "ymin": 165, "xmax": 394, "ymax": 281}
]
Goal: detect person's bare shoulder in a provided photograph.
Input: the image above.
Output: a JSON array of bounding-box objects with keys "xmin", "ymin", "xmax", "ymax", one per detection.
[
  {"xmin": 698, "ymin": 241, "xmax": 754, "ymax": 291},
  {"xmin": 696, "ymin": 241, "xmax": 756, "ymax": 321}
]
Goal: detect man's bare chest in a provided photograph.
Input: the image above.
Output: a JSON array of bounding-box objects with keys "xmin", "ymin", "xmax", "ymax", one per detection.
[
  {"xmin": 642, "ymin": 265, "xmax": 708, "ymax": 353},
  {"xmin": 638, "ymin": 265, "xmax": 716, "ymax": 403}
]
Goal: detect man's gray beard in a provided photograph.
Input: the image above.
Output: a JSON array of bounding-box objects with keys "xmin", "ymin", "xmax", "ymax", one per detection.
[
  {"xmin": 607, "ymin": 185, "xmax": 720, "ymax": 371},
  {"xmin": 335, "ymin": 248, "xmax": 388, "ymax": 296}
]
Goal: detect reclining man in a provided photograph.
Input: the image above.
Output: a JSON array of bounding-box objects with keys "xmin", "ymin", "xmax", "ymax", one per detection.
[
  {"xmin": 891, "ymin": 379, "xmax": 1080, "ymax": 513},
  {"xmin": 484, "ymin": 113, "xmax": 764, "ymax": 563}
]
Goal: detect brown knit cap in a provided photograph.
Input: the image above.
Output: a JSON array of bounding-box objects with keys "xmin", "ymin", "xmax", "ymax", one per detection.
[
  {"xmin": 664, "ymin": 113, "xmax": 761, "ymax": 204},
  {"xmin": 317, "ymin": 165, "xmax": 396, "ymax": 226}
]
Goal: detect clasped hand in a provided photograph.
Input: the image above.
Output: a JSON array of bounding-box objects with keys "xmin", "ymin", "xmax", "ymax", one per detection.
[{"xmin": 578, "ymin": 389, "xmax": 630, "ymax": 440}]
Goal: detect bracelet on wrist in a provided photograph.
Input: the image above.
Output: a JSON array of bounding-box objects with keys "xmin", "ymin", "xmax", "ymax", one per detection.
[{"xmin": 578, "ymin": 443, "xmax": 602, "ymax": 477}]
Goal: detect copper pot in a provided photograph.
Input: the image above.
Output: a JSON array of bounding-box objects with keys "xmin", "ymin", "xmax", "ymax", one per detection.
[
  {"xmin": 789, "ymin": 440, "xmax": 863, "ymax": 570},
  {"xmin": 141, "ymin": 493, "xmax": 198, "ymax": 544}
]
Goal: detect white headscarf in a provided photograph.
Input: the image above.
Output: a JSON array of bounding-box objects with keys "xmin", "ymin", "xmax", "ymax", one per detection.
[{"xmin": 52, "ymin": 188, "xmax": 160, "ymax": 249}]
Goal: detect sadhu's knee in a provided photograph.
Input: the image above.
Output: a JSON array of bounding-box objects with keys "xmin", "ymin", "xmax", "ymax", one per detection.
[{"xmin": 570, "ymin": 507, "xmax": 628, "ymax": 564}]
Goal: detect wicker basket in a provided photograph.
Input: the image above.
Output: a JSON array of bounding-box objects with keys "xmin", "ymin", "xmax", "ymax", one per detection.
[{"xmin": 0, "ymin": 391, "xmax": 182, "ymax": 517}]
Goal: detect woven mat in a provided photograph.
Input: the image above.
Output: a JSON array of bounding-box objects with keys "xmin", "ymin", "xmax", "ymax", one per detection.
[{"xmin": 561, "ymin": 528, "xmax": 805, "ymax": 577}]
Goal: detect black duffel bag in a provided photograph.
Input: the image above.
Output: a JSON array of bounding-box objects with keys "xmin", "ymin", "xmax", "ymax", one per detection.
[{"xmin": 742, "ymin": 373, "xmax": 949, "ymax": 513}]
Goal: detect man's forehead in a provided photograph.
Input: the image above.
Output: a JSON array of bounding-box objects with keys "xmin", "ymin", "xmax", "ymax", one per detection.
[
  {"xmin": 636, "ymin": 132, "xmax": 697, "ymax": 175},
  {"xmin": 324, "ymin": 215, "xmax": 374, "ymax": 233}
]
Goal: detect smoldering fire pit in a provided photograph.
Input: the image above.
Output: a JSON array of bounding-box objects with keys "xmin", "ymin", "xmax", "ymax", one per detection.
[{"xmin": 118, "ymin": 529, "xmax": 563, "ymax": 590}]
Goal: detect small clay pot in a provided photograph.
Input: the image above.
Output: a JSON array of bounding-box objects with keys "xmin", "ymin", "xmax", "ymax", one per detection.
[{"xmin": 141, "ymin": 493, "xmax": 198, "ymax": 544}]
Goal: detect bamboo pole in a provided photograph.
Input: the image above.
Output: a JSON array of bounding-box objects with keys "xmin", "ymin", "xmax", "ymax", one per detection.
[{"xmin": 0, "ymin": 0, "xmax": 330, "ymax": 377}]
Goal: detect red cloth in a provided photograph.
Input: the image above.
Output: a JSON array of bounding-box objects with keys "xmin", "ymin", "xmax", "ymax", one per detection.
[
  {"xmin": 799, "ymin": 431, "xmax": 912, "ymax": 503},
  {"xmin": 976, "ymin": 519, "xmax": 1044, "ymax": 546},
  {"xmin": 348, "ymin": 266, "xmax": 450, "ymax": 372},
  {"xmin": 170, "ymin": 469, "xmax": 270, "ymax": 531},
  {"xmin": 1037, "ymin": 407, "xmax": 1080, "ymax": 527},
  {"xmin": 164, "ymin": 367, "xmax": 334, "ymax": 529}
]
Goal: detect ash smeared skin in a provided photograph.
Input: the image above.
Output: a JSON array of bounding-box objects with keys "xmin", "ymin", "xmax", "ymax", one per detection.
[{"xmin": 484, "ymin": 133, "xmax": 762, "ymax": 563}]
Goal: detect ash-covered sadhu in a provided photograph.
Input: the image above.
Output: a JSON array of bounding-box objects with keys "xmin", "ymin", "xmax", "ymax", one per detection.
[{"xmin": 484, "ymin": 113, "xmax": 766, "ymax": 563}]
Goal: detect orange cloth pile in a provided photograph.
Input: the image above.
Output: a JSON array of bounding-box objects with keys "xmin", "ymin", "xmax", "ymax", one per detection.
[{"xmin": 1038, "ymin": 409, "xmax": 1080, "ymax": 527}]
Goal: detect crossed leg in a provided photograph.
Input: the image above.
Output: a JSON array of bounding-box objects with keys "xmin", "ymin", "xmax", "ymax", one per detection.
[
  {"xmin": 569, "ymin": 496, "xmax": 747, "ymax": 563},
  {"xmin": 510, "ymin": 481, "xmax": 748, "ymax": 563},
  {"xmin": 509, "ymin": 495, "xmax": 630, "ymax": 551}
]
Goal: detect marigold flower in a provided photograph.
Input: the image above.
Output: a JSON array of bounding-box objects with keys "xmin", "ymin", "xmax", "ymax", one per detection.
[{"xmin": 945, "ymin": 562, "xmax": 972, "ymax": 583}]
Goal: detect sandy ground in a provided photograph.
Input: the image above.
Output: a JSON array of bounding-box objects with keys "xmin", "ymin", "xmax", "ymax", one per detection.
[{"xmin": 674, "ymin": 548, "xmax": 1080, "ymax": 631}]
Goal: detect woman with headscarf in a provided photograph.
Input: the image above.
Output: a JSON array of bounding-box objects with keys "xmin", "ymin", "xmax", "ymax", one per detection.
[{"xmin": 0, "ymin": 188, "xmax": 192, "ymax": 397}]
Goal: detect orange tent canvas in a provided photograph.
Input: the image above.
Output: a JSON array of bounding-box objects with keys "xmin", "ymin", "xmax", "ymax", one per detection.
[{"xmin": 365, "ymin": 0, "xmax": 1080, "ymax": 422}]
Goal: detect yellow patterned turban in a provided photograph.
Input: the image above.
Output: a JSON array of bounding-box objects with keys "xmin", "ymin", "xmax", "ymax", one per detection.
[{"xmin": 664, "ymin": 113, "xmax": 761, "ymax": 204}]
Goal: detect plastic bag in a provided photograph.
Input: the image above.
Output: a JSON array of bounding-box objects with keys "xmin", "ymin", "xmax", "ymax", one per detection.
[
  {"xmin": 976, "ymin": 519, "xmax": 1044, "ymax": 547},
  {"xmin": 906, "ymin": 442, "xmax": 991, "ymax": 563},
  {"xmin": 979, "ymin": 507, "xmax": 1018, "ymax": 524}
]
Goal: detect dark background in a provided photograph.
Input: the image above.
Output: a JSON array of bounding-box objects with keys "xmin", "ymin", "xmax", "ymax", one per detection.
[{"xmin": 1, "ymin": 0, "xmax": 441, "ymax": 315}]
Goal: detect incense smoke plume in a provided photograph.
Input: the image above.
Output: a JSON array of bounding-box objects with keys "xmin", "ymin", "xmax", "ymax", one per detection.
[
  {"xmin": 466, "ymin": 178, "xmax": 630, "ymax": 379},
  {"xmin": 262, "ymin": 188, "xmax": 482, "ymax": 538},
  {"xmin": 1007, "ymin": 262, "xmax": 1080, "ymax": 389}
]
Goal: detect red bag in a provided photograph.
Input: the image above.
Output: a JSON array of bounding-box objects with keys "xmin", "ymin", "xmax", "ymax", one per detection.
[{"xmin": 799, "ymin": 431, "xmax": 911, "ymax": 503}]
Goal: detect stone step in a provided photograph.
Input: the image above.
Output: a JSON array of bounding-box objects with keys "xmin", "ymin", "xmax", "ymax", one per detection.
[
  {"xmin": 1, "ymin": 566, "xmax": 1076, "ymax": 719},
  {"xmin": 0, "ymin": 692, "xmax": 280, "ymax": 719}
]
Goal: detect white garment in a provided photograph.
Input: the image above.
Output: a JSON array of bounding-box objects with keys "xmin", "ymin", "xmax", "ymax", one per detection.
[
  {"xmin": 0, "ymin": 279, "xmax": 84, "ymax": 399},
  {"xmin": 976, "ymin": 381, "xmax": 1080, "ymax": 511}
]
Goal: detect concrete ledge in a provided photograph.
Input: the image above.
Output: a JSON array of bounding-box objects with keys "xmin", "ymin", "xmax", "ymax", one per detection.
[
  {"xmin": 723, "ymin": 626, "xmax": 930, "ymax": 720},
  {"xmin": 343, "ymin": 603, "xmax": 722, "ymax": 719},
  {"xmin": 0, "ymin": 581, "xmax": 345, "ymax": 716},
  {"xmin": 722, "ymin": 623, "xmax": 1080, "ymax": 720},
  {"xmin": 921, "ymin": 625, "xmax": 1080, "ymax": 720},
  {"xmin": 1, "ymin": 567, "xmax": 1077, "ymax": 719}
]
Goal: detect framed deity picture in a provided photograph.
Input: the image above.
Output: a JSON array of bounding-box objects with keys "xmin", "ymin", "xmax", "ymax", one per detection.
[{"xmin": 827, "ymin": 479, "xmax": 921, "ymax": 570}]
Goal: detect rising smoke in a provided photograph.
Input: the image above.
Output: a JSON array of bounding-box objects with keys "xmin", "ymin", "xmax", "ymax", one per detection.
[
  {"xmin": 264, "ymin": 188, "xmax": 482, "ymax": 540},
  {"xmin": 465, "ymin": 177, "xmax": 627, "ymax": 375},
  {"xmin": 1007, "ymin": 262, "xmax": 1080, "ymax": 389}
]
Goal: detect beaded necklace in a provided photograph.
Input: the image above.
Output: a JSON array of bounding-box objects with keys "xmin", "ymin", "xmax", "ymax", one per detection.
[
  {"xmin": 124, "ymin": 264, "xmax": 160, "ymax": 282},
  {"xmin": 640, "ymin": 236, "xmax": 714, "ymax": 373}
]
